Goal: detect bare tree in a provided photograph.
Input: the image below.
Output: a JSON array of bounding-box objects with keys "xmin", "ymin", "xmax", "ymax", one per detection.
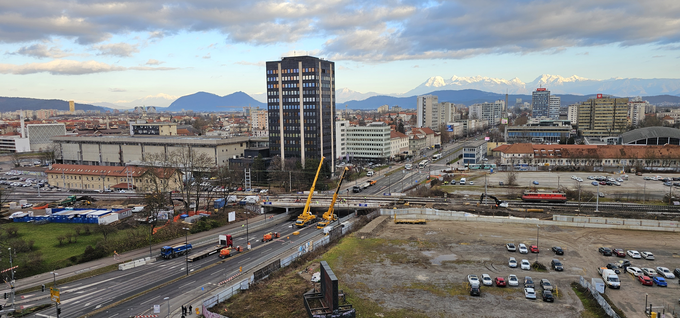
[{"xmin": 506, "ymin": 171, "xmax": 518, "ymax": 186}]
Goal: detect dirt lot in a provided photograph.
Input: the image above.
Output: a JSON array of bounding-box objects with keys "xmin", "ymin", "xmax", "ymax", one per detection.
[{"xmin": 328, "ymin": 219, "xmax": 680, "ymax": 318}]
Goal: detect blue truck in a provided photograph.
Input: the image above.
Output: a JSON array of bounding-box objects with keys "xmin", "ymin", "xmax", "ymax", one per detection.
[{"xmin": 160, "ymin": 243, "xmax": 193, "ymax": 259}]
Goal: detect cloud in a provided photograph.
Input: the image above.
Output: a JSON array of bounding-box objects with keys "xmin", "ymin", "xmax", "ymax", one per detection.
[
  {"xmin": 0, "ymin": 0, "xmax": 678, "ymax": 62},
  {"xmin": 94, "ymin": 43, "xmax": 139, "ymax": 57},
  {"xmin": 0, "ymin": 59, "xmax": 174, "ymax": 75},
  {"xmin": 234, "ymin": 60, "xmax": 265, "ymax": 66},
  {"xmin": 145, "ymin": 59, "xmax": 164, "ymax": 65},
  {"xmin": 652, "ymin": 55, "xmax": 665, "ymax": 58},
  {"xmin": 202, "ymin": 53, "xmax": 211, "ymax": 59},
  {"xmin": 110, "ymin": 88, "xmax": 126, "ymax": 92},
  {"xmin": 12, "ymin": 44, "xmax": 71, "ymax": 58}
]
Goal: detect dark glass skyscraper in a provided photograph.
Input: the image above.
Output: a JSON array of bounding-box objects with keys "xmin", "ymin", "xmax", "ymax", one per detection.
[
  {"xmin": 531, "ymin": 88, "xmax": 550, "ymax": 118},
  {"xmin": 266, "ymin": 56, "xmax": 335, "ymax": 168}
]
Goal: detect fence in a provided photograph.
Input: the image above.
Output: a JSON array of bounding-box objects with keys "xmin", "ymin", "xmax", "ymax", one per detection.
[
  {"xmin": 201, "ymin": 213, "xmax": 373, "ymax": 318},
  {"xmin": 578, "ymin": 276, "xmax": 621, "ymax": 318}
]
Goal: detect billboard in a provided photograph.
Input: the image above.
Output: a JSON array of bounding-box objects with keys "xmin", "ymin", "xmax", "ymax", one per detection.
[
  {"xmin": 501, "ymin": 118, "xmax": 508, "ymax": 124},
  {"xmin": 446, "ymin": 125, "xmax": 453, "ymax": 132},
  {"xmin": 228, "ymin": 211, "xmax": 236, "ymax": 222},
  {"xmin": 484, "ymin": 137, "xmax": 490, "ymax": 141}
]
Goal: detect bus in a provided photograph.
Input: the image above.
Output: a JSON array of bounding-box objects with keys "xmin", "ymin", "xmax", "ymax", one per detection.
[
  {"xmin": 419, "ymin": 160, "xmax": 429, "ymax": 169},
  {"xmin": 405, "ymin": 164, "xmax": 413, "ymax": 170},
  {"xmin": 467, "ymin": 163, "xmax": 497, "ymax": 170},
  {"xmin": 432, "ymin": 153, "xmax": 442, "ymax": 160}
]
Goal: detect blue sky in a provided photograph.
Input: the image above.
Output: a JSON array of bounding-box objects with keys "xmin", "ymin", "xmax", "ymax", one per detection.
[{"xmin": 0, "ymin": 0, "xmax": 679, "ymax": 107}]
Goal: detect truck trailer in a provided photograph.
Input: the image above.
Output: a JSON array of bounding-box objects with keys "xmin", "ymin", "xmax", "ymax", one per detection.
[{"xmin": 160, "ymin": 243, "xmax": 193, "ymax": 259}]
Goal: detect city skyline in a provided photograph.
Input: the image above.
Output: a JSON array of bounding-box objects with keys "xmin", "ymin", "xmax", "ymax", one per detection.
[{"xmin": 0, "ymin": 0, "xmax": 679, "ymax": 107}]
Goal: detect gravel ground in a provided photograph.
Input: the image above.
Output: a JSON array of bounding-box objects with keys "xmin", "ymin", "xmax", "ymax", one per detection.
[{"xmin": 346, "ymin": 219, "xmax": 680, "ymax": 317}]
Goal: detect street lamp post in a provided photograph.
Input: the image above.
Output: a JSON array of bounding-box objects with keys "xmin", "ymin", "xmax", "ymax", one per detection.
[
  {"xmin": 9, "ymin": 248, "xmax": 15, "ymax": 308},
  {"xmin": 643, "ymin": 180, "xmax": 647, "ymax": 203},
  {"xmin": 577, "ymin": 181, "xmax": 581, "ymax": 214},
  {"xmin": 163, "ymin": 297, "xmax": 170, "ymax": 318},
  {"xmin": 596, "ymin": 183, "xmax": 600, "ymax": 212},
  {"xmin": 536, "ymin": 225, "xmax": 540, "ymax": 263},
  {"xmin": 183, "ymin": 227, "xmax": 190, "ymax": 276},
  {"xmin": 51, "ymin": 272, "xmax": 59, "ymax": 318}
]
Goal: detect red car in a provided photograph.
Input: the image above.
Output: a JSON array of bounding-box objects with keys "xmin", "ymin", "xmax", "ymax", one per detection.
[
  {"xmin": 495, "ymin": 277, "xmax": 506, "ymax": 287},
  {"xmin": 613, "ymin": 248, "xmax": 625, "ymax": 257},
  {"xmin": 530, "ymin": 245, "xmax": 539, "ymax": 253},
  {"xmin": 638, "ymin": 275, "xmax": 653, "ymax": 286}
]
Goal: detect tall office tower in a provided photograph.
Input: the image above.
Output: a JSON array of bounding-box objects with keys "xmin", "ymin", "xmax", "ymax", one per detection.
[
  {"xmin": 549, "ymin": 95, "xmax": 561, "ymax": 120},
  {"xmin": 577, "ymin": 95, "xmax": 629, "ymax": 137},
  {"xmin": 266, "ymin": 56, "xmax": 335, "ymax": 168},
  {"xmin": 416, "ymin": 95, "xmax": 438, "ymax": 128},
  {"xmin": 531, "ymin": 88, "xmax": 550, "ymax": 118}
]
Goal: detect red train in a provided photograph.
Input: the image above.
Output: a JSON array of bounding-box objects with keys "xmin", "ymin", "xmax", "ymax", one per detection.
[{"xmin": 521, "ymin": 191, "xmax": 568, "ymax": 203}]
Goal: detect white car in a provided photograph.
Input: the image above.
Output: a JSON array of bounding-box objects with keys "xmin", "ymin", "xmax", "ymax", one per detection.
[
  {"xmin": 469, "ymin": 181, "xmax": 475, "ymax": 185},
  {"xmin": 509, "ymin": 257, "xmax": 517, "ymax": 268},
  {"xmin": 641, "ymin": 268, "xmax": 658, "ymax": 277},
  {"xmin": 521, "ymin": 259, "xmax": 531, "ymax": 270},
  {"xmin": 518, "ymin": 244, "xmax": 528, "ymax": 254},
  {"xmin": 21, "ymin": 203, "xmax": 33, "ymax": 208},
  {"xmin": 311, "ymin": 272, "xmax": 320, "ymax": 283},
  {"xmin": 481, "ymin": 274, "xmax": 493, "ymax": 286},
  {"xmin": 656, "ymin": 267, "xmax": 675, "ymax": 279},
  {"xmin": 627, "ymin": 267, "xmax": 643, "ymax": 277},
  {"xmin": 627, "ymin": 250, "xmax": 641, "ymax": 259},
  {"xmin": 467, "ymin": 274, "xmax": 480, "ymax": 287},
  {"xmin": 506, "ymin": 243, "xmax": 516, "ymax": 252},
  {"xmin": 641, "ymin": 251, "xmax": 655, "ymax": 260},
  {"xmin": 524, "ymin": 287, "xmax": 537, "ymax": 299},
  {"xmin": 508, "ymin": 274, "xmax": 519, "ymax": 287}
]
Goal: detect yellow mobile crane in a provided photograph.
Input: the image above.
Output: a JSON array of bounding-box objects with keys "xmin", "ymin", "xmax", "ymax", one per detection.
[
  {"xmin": 317, "ymin": 166, "xmax": 349, "ymax": 229},
  {"xmin": 295, "ymin": 157, "xmax": 325, "ymax": 227}
]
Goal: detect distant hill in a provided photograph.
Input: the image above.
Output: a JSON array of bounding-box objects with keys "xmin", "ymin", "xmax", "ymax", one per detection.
[
  {"xmin": 0, "ymin": 97, "xmax": 109, "ymax": 112},
  {"xmin": 342, "ymin": 89, "xmax": 680, "ymax": 110},
  {"xmin": 166, "ymin": 91, "xmax": 265, "ymax": 112}
]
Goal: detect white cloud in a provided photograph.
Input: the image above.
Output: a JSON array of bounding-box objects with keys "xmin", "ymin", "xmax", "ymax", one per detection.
[
  {"xmin": 145, "ymin": 59, "xmax": 164, "ymax": 65},
  {"xmin": 13, "ymin": 44, "xmax": 71, "ymax": 58},
  {"xmin": 235, "ymin": 60, "xmax": 265, "ymax": 66},
  {"xmin": 94, "ymin": 42, "xmax": 139, "ymax": 57},
  {"xmin": 110, "ymin": 88, "xmax": 126, "ymax": 92},
  {"xmin": 0, "ymin": 59, "xmax": 175, "ymax": 75}
]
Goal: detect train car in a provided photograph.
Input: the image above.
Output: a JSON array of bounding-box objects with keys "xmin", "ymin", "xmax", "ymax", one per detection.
[{"xmin": 521, "ymin": 191, "xmax": 568, "ymax": 203}]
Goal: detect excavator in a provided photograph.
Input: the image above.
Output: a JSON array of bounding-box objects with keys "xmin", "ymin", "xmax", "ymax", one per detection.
[
  {"xmin": 317, "ymin": 166, "xmax": 349, "ymax": 229},
  {"xmin": 295, "ymin": 157, "xmax": 325, "ymax": 228},
  {"xmin": 479, "ymin": 193, "xmax": 509, "ymax": 208}
]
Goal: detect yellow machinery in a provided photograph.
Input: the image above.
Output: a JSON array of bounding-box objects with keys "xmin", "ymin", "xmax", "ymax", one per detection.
[
  {"xmin": 317, "ymin": 166, "xmax": 349, "ymax": 229},
  {"xmin": 295, "ymin": 157, "xmax": 325, "ymax": 227}
]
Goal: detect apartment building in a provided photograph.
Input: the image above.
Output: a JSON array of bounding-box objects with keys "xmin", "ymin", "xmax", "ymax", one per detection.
[
  {"xmin": 390, "ymin": 130, "xmax": 409, "ymax": 158},
  {"xmin": 577, "ymin": 95, "xmax": 629, "ymax": 137},
  {"xmin": 335, "ymin": 120, "xmax": 349, "ymax": 160},
  {"xmin": 567, "ymin": 104, "xmax": 579, "ymax": 125}
]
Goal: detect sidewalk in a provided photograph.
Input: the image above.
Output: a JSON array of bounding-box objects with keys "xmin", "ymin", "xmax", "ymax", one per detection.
[{"xmin": 1, "ymin": 213, "xmax": 284, "ymax": 294}]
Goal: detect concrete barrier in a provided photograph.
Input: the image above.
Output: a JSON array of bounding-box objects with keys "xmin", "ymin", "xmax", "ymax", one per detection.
[{"xmin": 119, "ymin": 257, "xmax": 149, "ymax": 271}]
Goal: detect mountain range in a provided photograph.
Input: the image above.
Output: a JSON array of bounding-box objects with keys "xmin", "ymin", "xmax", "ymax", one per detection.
[{"xmin": 0, "ymin": 97, "xmax": 109, "ymax": 113}]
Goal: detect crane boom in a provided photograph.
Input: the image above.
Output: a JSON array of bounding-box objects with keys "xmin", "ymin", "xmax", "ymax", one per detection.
[
  {"xmin": 295, "ymin": 157, "xmax": 325, "ymax": 227},
  {"xmin": 317, "ymin": 166, "xmax": 349, "ymax": 229}
]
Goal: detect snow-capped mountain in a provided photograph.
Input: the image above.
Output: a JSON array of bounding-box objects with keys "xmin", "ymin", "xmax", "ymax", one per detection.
[
  {"xmin": 336, "ymin": 87, "xmax": 380, "ymax": 103},
  {"xmin": 403, "ymin": 74, "xmax": 680, "ymax": 97}
]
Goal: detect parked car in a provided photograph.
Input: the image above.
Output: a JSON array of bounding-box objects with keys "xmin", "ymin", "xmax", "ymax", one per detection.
[
  {"xmin": 524, "ymin": 276, "xmax": 535, "ymax": 289},
  {"xmin": 551, "ymin": 259, "xmax": 564, "ymax": 271},
  {"xmin": 521, "ymin": 259, "xmax": 531, "ymax": 270},
  {"xmin": 642, "ymin": 268, "xmax": 658, "ymax": 277},
  {"xmin": 524, "ymin": 288, "xmax": 537, "ymax": 299},
  {"xmin": 627, "ymin": 250, "xmax": 642, "ymax": 259},
  {"xmin": 532, "ymin": 181, "xmax": 539, "ymax": 185},
  {"xmin": 530, "ymin": 245, "xmax": 539, "ymax": 253},
  {"xmin": 598, "ymin": 247, "xmax": 613, "ymax": 256},
  {"xmin": 518, "ymin": 244, "xmax": 528, "ymax": 254},
  {"xmin": 591, "ymin": 181, "xmax": 599, "ymax": 186},
  {"xmin": 612, "ymin": 248, "xmax": 625, "ymax": 257},
  {"xmin": 656, "ymin": 267, "xmax": 675, "ymax": 279},
  {"xmin": 653, "ymin": 277, "xmax": 667, "ymax": 287},
  {"xmin": 638, "ymin": 275, "xmax": 653, "ymax": 286},
  {"xmin": 495, "ymin": 277, "xmax": 506, "ymax": 287},
  {"xmin": 508, "ymin": 275, "xmax": 519, "ymax": 287},
  {"xmin": 542, "ymin": 290, "xmax": 554, "ymax": 302},
  {"xmin": 481, "ymin": 274, "xmax": 493, "ymax": 286},
  {"xmin": 606, "ymin": 263, "xmax": 621, "ymax": 274},
  {"xmin": 21, "ymin": 203, "xmax": 33, "ymax": 208},
  {"xmin": 506, "ymin": 243, "xmax": 516, "ymax": 252},
  {"xmin": 469, "ymin": 286, "xmax": 481, "ymax": 296},
  {"xmin": 509, "ymin": 257, "xmax": 517, "ymax": 268},
  {"xmin": 539, "ymin": 279, "xmax": 553, "ymax": 291},
  {"xmin": 674, "ymin": 268, "xmax": 680, "ymax": 278},
  {"xmin": 627, "ymin": 267, "xmax": 643, "ymax": 277},
  {"xmin": 551, "ymin": 246, "xmax": 564, "ymax": 255},
  {"xmin": 641, "ymin": 251, "xmax": 655, "ymax": 260},
  {"xmin": 467, "ymin": 274, "xmax": 480, "ymax": 287}
]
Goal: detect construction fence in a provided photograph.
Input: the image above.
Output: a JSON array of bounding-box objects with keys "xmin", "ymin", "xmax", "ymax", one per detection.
[
  {"xmin": 578, "ymin": 276, "xmax": 620, "ymax": 318},
  {"xmin": 202, "ymin": 211, "xmax": 378, "ymax": 318}
]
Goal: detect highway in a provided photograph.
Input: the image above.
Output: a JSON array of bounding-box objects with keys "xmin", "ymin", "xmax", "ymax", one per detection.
[{"xmin": 12, "ymin": 215, "xmax": 339, "ymax": 318}]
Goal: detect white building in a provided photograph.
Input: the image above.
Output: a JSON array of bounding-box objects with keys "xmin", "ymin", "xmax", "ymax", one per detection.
[
  {"xmin": 549, "ymin": 96, "xmax": 561, "ymax": 120},
  {"xmin": 417, "ymin": 95, "xmax": 439, "ymax": 129},
  {"xmin": 335, "ymin": 120, "xmax": 349, "ymax": 161},
  {"xmin": 390, "ymin": 131, "xmax": 409, "ymax": 158},
  {"xmin": 567, "ymin": 104, "xmax": 579, "ymax": 125},
  {"xmin": 0, "ymin": 135, "xmax": 30, "ymax": 153},
  {"xmin": 628, "ymin": 97, "xmax": 649, "ymax": 127},
  {"xmin": 346, "ymin": 122, "xmax": 391, "ymax": 162}
]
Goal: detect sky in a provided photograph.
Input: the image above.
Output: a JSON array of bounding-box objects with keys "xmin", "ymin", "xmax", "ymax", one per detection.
[{"xmin": 1, "ymin": 0, "xmax": 679, "ymax": 108}]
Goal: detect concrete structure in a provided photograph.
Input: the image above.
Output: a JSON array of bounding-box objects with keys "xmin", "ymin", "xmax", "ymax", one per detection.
[
  {"xmin": 0, "ymin": 135, "xmax": 30, "ymax": 153},
  {"xmin": 346, "ymin": 122, "xmax": 391, "ymax": 162},
  {"xmin": 628, "ymin": 97, "xmax": 649, "ymax": 127},
  {"xmin": 445, "ymin": 122, "xmax": 464, "ymax": 137},
  {"xmin": 454, "ymin": 119, "xmax": 488, "ymax": 137},
  {"xmin": 130, "ymin": 122, "xmax": 178, "ymax": 136},
  {"xmin": 578, "ymin": 95, "xmax": 629, "ymax": 137},
  {"xmin": 335, "ymin": 120, "xmax": 349, "ymax": 161},
  {"xmin": 251, "ymin": 109, "xmax": 268, "ymax": 130},
  {"xmin": 266, "ymin": 56, "xmax": 335, "ymax": 169},
  {"xmin": 52, "ymin": 135, "xmax": 249, "ymax": 166},
  {"xmin": 409, "ymin": 135, "xmax": 426, "ymax": 155},
  {"xmin": 46, "ymin": 164, "xmax": 182, "ymax": 191},
  {"xmin": 567, "ymin": 104, "xmax": 579, "ymax": 125},
  {"xmin": 27, "ymin": 123, "xmax": 67, "ymax": 151},
  {"xmin": 462, "ymin": 140, "xmax": 487, "ymax": 165},
  {"xmin": 620, "ymin": 127, "xmax": 680, "ymax": 146},
  {"xmin": 377, "ymin": 105, "xmax": 389, "ymax": 113},
  {"xmin": 390, "ymin": 130, "xmax": 409, "ymax": 158},
  {"xmin": 549, "ymin": 96, "xmax": 561, "ymax": 120},
  {"xmin": 505, "ymin": 120, "xmax": 572, "ymax": 144},
  {"xmin": 470, "ymin": 100, "xmax": 503, "ymax": 125},
  {"xmin": 493, "ymin": 143, "xmax": 680, "ymax": 169},
  {"xmin": 531, "ymin": 88, "xmax": 550, "ymax": 118},
  {"xmin": 416, "ymin": 95, "xmax": 439, "ymax": 129},
  {"xmin": 411, "ymin": 127, "xmax": 441, "ymax": 148}
]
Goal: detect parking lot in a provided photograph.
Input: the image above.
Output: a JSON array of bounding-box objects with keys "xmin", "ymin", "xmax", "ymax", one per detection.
[{"xmin": 345, "ymin": 219, "xmax": 679, "ymax": 317}]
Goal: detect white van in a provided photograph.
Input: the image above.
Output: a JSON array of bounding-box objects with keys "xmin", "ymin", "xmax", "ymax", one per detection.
[
  {"xmin": 366, "ymin": 170, "xmax": 374, "ymax": 177},
  {"xmin": 405, "ymin": 164, "xmax": 412, "ymax": 170},
  {"xmin": 460, "ymin": 178, "xmax": 466, "ymax": 185}
]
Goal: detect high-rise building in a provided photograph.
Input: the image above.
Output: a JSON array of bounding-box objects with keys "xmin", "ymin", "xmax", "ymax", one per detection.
[
  {"xmin": 549, "ymin": 96, "xmax": 561, "ymax": 120},
  {"xmin": 266, "ymin": 56, "xmax": 335, "ymax": 168},
  {"xmin": 578, "ymin": 95, "xmax": 629, "ymax": 137},
  {"xmin": 416, "ymin": 95, "xmax": 438, "ymax": 129},
  {"xmin": 335, "ymin": 120, "xmax": 349, "ymax": 161},
  {"xmin": 469, "ymin": 100, "xmax": 503, "ymax": 125},
  {"xmin": 628, "ymin": 97, "xmax": 649, "ymax": 127},
  {"xmin": 69, "ymin": 100, "xmax": 75, "ymax": 114},
  {"xmin": 531, "ymin": 88, "xmax": 550, "ymax": 118},
  {"xmin": 346, "ymin": 122, "xmax": 391, "ymax": 162},
  {"xmin": 567, "ymin": 104, "xmax": 579, "ymax": 124}
]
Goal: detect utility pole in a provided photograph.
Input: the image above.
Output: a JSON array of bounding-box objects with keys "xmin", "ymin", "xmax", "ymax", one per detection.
[
  {"xmin": 577, "ymin": 181, "xmax": 581, "ymax": 214},
  {"xmin": 643, "ymin": 180, "xmax": 646, "ymax": 203},
  {"xmin": 183, "ymin": 228, "xmax": 190, "ymax": 276},
  {"xmin": 9, "ymin": 248, "xmax": 15, "ymax": 309},
  {"xmin": 51, "ymin": 272, "xmax": 60, "ymax": 318},
  {"xmin": 595, "ymin": 183, "xmax": 600, "ymax": 212}
]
